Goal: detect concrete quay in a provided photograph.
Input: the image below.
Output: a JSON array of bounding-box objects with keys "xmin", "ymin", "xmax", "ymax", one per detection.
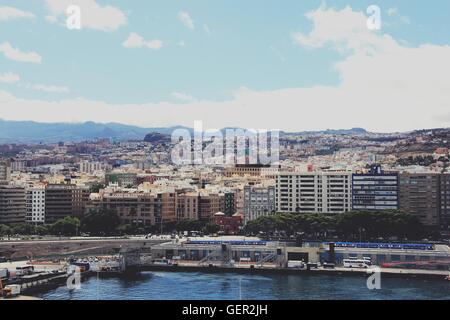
[{"xmin": 140, "ymin": 262, "xmax": 450, "ymax": 280}]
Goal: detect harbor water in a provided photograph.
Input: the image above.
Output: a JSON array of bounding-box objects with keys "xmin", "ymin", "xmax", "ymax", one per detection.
[{"xmin": 38, "ymin": 271, "xmax": 450, "ymax": 300}]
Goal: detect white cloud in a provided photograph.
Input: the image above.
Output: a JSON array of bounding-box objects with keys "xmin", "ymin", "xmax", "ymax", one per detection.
[
  {"xmin": 0, "ymin": 72, "xmax": 20, "ymax": 83},
  {"xmin": 45, "ymin": 0, "xmax": 127, "ymax": 32},
  {"xmin": 0, "ymin": 6, "xmax": 35, "ymax": 21},
  {"xmin": 172, "ymin": 92, "xmax": 196, "ymax": 102},
  {"xmin": 178, "ymin": 11, "xmax": 194, "ymax": 30},
  {"xmin": 122, "ymin": 33, "xmax": 162, "ymax": 50},
  {"xmin": 0, "ymin": 42, "xmax": 42, "ymax": 64},
  {"xmin": 32, "ymin": 84, "xmax": 70, "ymax": 93},
  {"xmin": 0, "ymin": 6, "xmax": 449, "ymax": 132}
]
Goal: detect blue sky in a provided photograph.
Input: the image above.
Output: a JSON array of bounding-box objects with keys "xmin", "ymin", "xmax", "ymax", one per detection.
[{"xmin": 0, "ymin": 1, "xmax": 449, "ymax": 131}]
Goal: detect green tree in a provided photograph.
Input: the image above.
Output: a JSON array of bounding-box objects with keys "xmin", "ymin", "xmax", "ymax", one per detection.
[
  {"xmin": 34, "ymin": 224, "xmax": 49, "ymax": 236},
  {"xmin": 81, "ymin": 209, "xmax": 121, "ymax": 236},
  {"xmin": 176, "ymin": 219, "xmax": 206, "ymax": 232},
  {"xmin": 0, "ymin": 224, "xmax": 12, "ymax": 239},
  {"xmin": 10, "ymin": 223, "xmax": 34, "ymax": 235},
  {"xmin": 51, "ymin": 217, "xmax": 80, "ymax": 236},
  {"xmin": 203, "ymin": 223, "xmax": 221, "ymax": 235},
  {"xmin": 244, "ymin": 211, "xmax": 427, "ymax": 241}
]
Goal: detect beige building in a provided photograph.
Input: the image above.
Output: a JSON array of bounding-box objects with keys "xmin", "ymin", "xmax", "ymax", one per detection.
[
  {"xmin": 100, "ymin": 190, "xmax": 177, "ymax": 226},
  {"xmin": 225, "ymin": 164, "xmax": 279, "ymax": 178},
  {"xmin": 176, "ymin": 192, "xmax": 199, "ymax": 221}
]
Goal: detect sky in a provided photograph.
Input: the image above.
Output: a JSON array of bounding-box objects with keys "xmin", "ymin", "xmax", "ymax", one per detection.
[{"xmin": 0, "ymin": 0, "xmax": 449, "ymax": 132}]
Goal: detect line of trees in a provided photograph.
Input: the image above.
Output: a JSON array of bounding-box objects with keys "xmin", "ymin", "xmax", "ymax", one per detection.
[
  {"xmin": 1, "ymin": 210, "xmax": 433, "ymax": 241},
  {"xmin": 0, "ymin": 216, "xmax": 81, "ymax": 238},
  {"xmin": 244, "ymin": 211, "xmax": 433, "ymax": 241},
  {"xmin": 0, "ymin": 210, "xmax": 222, "ymax": 238}
]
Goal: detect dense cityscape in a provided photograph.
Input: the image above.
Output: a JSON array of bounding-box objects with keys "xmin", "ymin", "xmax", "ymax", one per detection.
[
  {"xmin": 1, "ymin": 0, "xmax": 450, "ymax": 308},
  {"xmin": 0, "ymin": 126, "xmax": 449, "ymax": 238}
]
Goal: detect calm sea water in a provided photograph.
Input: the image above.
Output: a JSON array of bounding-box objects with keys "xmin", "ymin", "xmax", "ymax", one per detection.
[{"xmin": 39, "ymin": 271, "xmax": 450, "ymax": 300}]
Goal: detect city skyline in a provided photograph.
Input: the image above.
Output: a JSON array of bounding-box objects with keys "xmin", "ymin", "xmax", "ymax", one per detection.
[{"xmin": 0, "ymin": 1, "xmax": 450, "ymax": 132}]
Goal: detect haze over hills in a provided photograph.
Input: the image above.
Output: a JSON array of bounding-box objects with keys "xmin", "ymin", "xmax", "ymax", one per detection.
[
  {"xmin": 0, "ymin": 119, "xmax": 189, "ymax": 143},
  {"xmin": 0, "ymin": 119, "xmax": 397, "ymax": 144}
]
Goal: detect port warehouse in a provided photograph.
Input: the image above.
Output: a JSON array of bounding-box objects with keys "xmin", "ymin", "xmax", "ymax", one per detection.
[{"xmin": 150, "ymin": 239, "xmax": 450, "ymax": 267}]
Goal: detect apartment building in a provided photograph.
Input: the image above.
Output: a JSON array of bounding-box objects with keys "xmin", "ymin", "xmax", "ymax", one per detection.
[
  {"xmin": 101, "ymin": 191, "xmax": 155, "ymax": 226},
  {"xmin": 45, "ymin": 184, "xmax": 90, "ymax": 223},
  {"xmin": 105, "ymin": 172, "xmax": 138, "ymax": 187},
  {"xmin": 26, "ymin": 186, "xmax": 46, "ymax": 224},
  {"xmin": 198, "ymin": 193, "xmax": 225, "ymax": 221},
  {"xmin": 101, "ymin": 190, "xmax": 177, "ymax": 227},
  {"xmin": 440, "ymin": 173, "xmax": 450, "ymax": 233},
  {"xmin": 243, "ymin": 186, "xmax": 276, "ymax": 224},
  {"xmin": 0, "ymin": 159, "xmax": 11, "ymax": 182},
  {"xmin": 399, "ymin": 172, "xmax": 440, "ymax": 227},
  {"xmin": 176, "ymin": 192, "xmax": 199, "ymax": 221},
  {"xmin": 11, "ymin": 159, "xmax": 27, "ymax": 172},
  {"xmin": 224, "ymin": 164, "xmax": 279, "ymax": 178},
  {"xmin": 276, "ymin": 171, "xmax": 352, "ymax": 214},
  {"xmin": 224, "ymin": 192, "xmax": 237, "ymax": 216},
  {"xmin": 352, "ymin": 165, "xmax": 399, "ymax": 211},
  {"xmin": 0, "ymin": 185, "xmax": 26, "ymax": 224},
  {"xmin": 79, "ymin": 161, "xmax": 112, "ymax": 174}
]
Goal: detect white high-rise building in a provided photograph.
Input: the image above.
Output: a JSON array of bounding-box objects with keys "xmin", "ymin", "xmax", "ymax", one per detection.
[
  {"xmin": 79, "ymin": 161, "xmax": 112, "ymax": 174},
  {"xmin": 276, "ymin": 171, "xmax": 352, "ymax": 214},
  {"xmin": 26, "ymin": 187, "xmax": 46, "ymax": 224}
]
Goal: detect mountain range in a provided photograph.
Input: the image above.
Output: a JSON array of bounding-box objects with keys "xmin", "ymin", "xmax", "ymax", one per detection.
[{"xmin": 0, "ymin": 119, "xmax": 368, "ymax": 143}]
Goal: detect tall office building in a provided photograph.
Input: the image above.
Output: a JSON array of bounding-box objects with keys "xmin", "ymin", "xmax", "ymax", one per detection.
[
  {"xmin": 26, "ymin": 187, "xmax": 46, "ymax": 224},
  {"xmin": 440, "ymin": 173, "xmax": 450, "ymax": 233},
  {"xmin": 243, "ymin": 186, "xmax": 276, "ymax": 224},
  {"xmin": 0, "ymin": 159, "xmax": 11, "ymax": 182},
  {"xmin": 0, "ymin": 185, "xmax": 26, "ymax": 224},
  {"xmin": 45, "ymin": 184, "xmax": 90, "ymax": 223},
  {"xmin": 276, "ymin": 171, "xmax": 352, "ymax": 214},
  {"xmin": 352, "ymin": 165, "xmax": 399, "ymax": 211},
  {"xmin": 399, "ymin": 172, "xmax": 440, "ymax": 227}
]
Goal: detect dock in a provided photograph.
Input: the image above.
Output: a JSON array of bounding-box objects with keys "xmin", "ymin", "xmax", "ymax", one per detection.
[{"xmin": 139, "ymin": 262, "xmax": 450, "ymax": 280}]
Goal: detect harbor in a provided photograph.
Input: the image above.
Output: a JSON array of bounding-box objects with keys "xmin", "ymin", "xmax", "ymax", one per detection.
[{"xmin": 2, "ymin": 236, "xmax": 450, "ymax": 299}]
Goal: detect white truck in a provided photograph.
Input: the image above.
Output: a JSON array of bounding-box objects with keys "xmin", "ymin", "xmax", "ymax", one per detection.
[
  {"xmin": 287, "ymin": 260, "xmax": 306, "ymax": 269},
  {"xmin": 4, "ymin": 284, "xmax": 21, "ymax": 297}
]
